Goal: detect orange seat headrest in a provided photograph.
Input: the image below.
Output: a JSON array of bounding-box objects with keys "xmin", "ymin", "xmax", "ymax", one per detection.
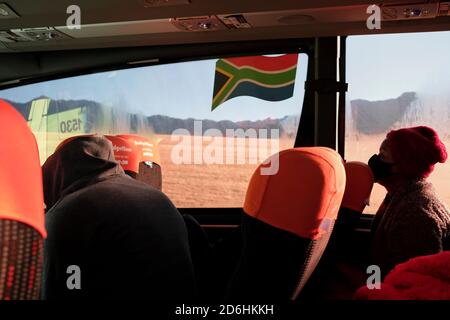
[
  {"xmin": 0, "ymin": 99, "xmax": 46, "ymax": 238},
  {"xmin": 117, "ymin": 134, "xmax": 160, "ymax": 165},
  {"xmin": 105, "ymin": 135, "xmax": 140, "ymax": 173},
  {"xmin": 243, "ymin": 147, "xmax": 346, "ymax": 240},
  {"xmin": 341, "ymin": 161, "xmax": 374, "ymax": 212}
]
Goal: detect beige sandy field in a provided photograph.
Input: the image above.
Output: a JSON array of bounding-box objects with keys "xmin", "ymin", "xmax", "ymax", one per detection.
[
  {"xmin": 157, "ymin": 134, "xmax": 293, "ymax": 208},
  {"xmin": 36, "ymin": 132, "xmax": 450, "ymax": 212},
  {"xmin": 158, "ymin": 133, "xmax": 450, "ymax": 212}
]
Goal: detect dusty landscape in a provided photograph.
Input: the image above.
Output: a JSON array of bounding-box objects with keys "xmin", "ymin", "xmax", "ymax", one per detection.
[
  {"xmin": 24, "ymin": 90, "xmax": 450, "ymax": 212},
  {"xmin": 35, "ymin": 131, "xmax": 450, "ymax": 213},
  {"xmin": 158, "ymin": 133, "xmax": 450, "ymax": 213},
  {"xmin": 157, "ymin": 134, "xmax": 293, "ymax": 208}
]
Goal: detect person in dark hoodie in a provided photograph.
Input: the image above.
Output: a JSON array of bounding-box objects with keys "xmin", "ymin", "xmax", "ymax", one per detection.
[
  {"xmin": 42, "ymin": 135, "xmax": 196, "ymax": 299},
  {"xmin": 368, "ymin": 126, "xmax": 450, "ymax": 278},
  {"xmin": 105, "ymin": 134, "xmax": 213, "ymax": 298}
]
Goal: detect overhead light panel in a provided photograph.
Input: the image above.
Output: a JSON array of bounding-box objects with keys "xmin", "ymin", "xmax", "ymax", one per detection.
[
  {"xmin": 381, "ymin": 2, "xmax": 441, "ymax": 20},
  {"xmin": 3, "ymin": 27, "xmax": 71, "ymax": 42}
]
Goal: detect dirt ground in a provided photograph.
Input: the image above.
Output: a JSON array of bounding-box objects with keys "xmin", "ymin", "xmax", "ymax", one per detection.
[
  {"xmin": 36, "ymin": 132, "xmax": 450, "ymax": 212},
  {"xmin": 160, "ymin": 133, "xmax": 450, "ymax": 212},
  {"xmin": 157, "ymin": 134, "xmax": 293, "ymax": 208}
]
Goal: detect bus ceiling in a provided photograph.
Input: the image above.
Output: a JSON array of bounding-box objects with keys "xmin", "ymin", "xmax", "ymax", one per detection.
[
  {"xmin": 0, "ymin": 1, "xmax": 449, "ymax": 52},
  {"xmin": 0, "ymin": 1, "xmax": 449, "ymax": 87}
]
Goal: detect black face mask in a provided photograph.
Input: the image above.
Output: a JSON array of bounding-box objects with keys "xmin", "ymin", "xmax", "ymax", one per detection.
[{"xmin": 368, "ymin": 154, "xmax": 394, "ymax": 182}]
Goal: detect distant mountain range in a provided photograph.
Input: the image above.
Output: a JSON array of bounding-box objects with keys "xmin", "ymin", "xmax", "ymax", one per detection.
[
  {"xmin": 147, "ymin": 114, "xmax": 300, "ymax": 137},
  {"xmin": 350, "ymin": 92, "xmax": 417, "ymax": 135},
  {"xmin": 4, "ymin": 92, "xmax": 420, "ymax": 136}
]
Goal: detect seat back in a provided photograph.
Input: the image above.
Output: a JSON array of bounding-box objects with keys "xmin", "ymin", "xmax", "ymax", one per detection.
[
  {"xmin": 117, "ymin": 134, "xmax": 162, "ymax": 190},
  {"xmin": 297, "ymin": 161, "xmax": 374, "ymax": 300},
  {"xmin": 105, "ymin": 135, "xmax": 140, "ymax": 177},
  {"xmin": 227, "ymin": 147, "xmax": 346, "ymax": 300},
  {"xmin": 0, "ymin": 99, "xmax": 46, "ymax": 300},
  {"xmin": 335, "ymin": 161, "xmax": 374, "ymax": 241},
  {"xmin": 319, "ymin": 161, "xmax": 374, "ymax": 264}
]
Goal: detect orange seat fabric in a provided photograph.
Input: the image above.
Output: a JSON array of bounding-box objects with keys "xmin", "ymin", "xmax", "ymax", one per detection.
[
  {"xmin": 0, "ymin": 99, "xmax": 46, "ymax": 238},
  {"xmin": 117, "ymin": 134, "xmax": 161, "ymax": 165},
  {"xmin": 243, "ymin": 147, "xmax": 346, "ymax": 240},
  {"xmin": 0, "ymin": 99, "xmax": 45, "ymax": 300},
  {"xmin": 341, "ymin": 161, "xmax": 374, "ymax": 212},
  {"xmin": 105, "ymin": 135, "xmax": 140, "ymax": 173}
]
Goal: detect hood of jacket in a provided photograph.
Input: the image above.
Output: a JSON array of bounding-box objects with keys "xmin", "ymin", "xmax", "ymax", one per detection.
[{"xmin": 42, "ymin": 134, "xmax": 124, "ymax": 209}]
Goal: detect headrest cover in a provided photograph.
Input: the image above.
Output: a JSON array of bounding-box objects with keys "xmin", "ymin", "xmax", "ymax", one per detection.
[
  {"xmin": 117, "ymin": 134, "xmax": 160, "ymax": 165},
  {"xmin": 342, "ymin": 161, "xmax": 374, "ymax": 212},
  {"xmin": 0, "ymin": 99, "xmax": 46, "ymax": 238},
  {"xmin": 105, "ymin": 135, "xmax": 140, "ymax": 173},
  {"xmin": 243, "ymin": 147, "xmax": 346, "ymax": 240}
]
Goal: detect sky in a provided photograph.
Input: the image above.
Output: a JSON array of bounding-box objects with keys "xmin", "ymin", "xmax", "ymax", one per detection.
[
  {"xmin": 1, "ymin": 30, "xmax": 450, "ymax": 122},
  {"xmin": 347, "ymin": 30, "xmax": 450, "ymax": 101},
  {"xmin": 0, "ymin": 54, "xmax": 307, "ymax": 122}
]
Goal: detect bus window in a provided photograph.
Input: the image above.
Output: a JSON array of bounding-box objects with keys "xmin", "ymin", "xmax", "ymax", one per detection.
[
  {"xmin": 0, "ymin": 53, "xmax": 307, "ymax": 208},
  {"xmin": 345, "ymin": 31, "xmax": 450, "ymax": 214}
]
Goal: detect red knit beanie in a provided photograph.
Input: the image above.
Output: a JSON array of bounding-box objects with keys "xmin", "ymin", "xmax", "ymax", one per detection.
[{"xmin": 386, "ymin": 126, "xmax": 447, "ymax": 179}]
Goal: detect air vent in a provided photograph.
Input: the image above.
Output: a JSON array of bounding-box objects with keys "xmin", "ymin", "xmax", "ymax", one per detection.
[
  {"xmin": 219, "ymin": 15, "xmax": 252, "ymax": 28},
  {"xmin": 0, "ymin": 31, "xmax": 22, "ymax": 43},
  {"xmin": 438, "ymin": 1, "xmax": 450, "ymax": 15},
  {"xmin": 170, "ymin": 16, "xmax": 228, "ymax": 31},
  {"xmin": 0, "ymin": 3, "xmax": 20, "ymax": 19}
]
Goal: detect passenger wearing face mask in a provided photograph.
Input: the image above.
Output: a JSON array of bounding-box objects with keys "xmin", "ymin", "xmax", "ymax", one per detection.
[{"xmin": 368, "ymin": 126, "xmax": 450, "ymax": 278}]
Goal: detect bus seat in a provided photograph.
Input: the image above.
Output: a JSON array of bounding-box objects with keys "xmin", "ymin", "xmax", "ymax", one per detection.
[
  {"xmin": 117, "ymin": 134, "xmax": 162, "ymax": 190},
  {"xmin": 341, "ymin": 161, "xmax": 374, "ymax": 215},
  {"xmin": 298, "ymin": 161, "xmax": 375, "ymax": 300},
  {"xmin": 0, "ymin": 99, "xmax": 46, "ymax": 300},
  {"xmin": 104, "ymin": 135, "xmax": 140, "ymax": 178},
  {"xmin": 333, "ymin": 161, "xmax": 374, "ymax": 248},
  {"xmin": 226, "ymin": 147, "xmax": 346, "ymax": 300}
]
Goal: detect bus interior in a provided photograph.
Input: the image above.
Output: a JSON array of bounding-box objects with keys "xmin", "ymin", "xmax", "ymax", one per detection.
[{"xmin": 1, "ymin": 0, "xmax": 450, "ymax": 302}]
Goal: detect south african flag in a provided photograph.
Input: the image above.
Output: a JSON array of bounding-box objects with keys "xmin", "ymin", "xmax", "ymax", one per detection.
[{"xmin": 211, "ymin": 54, "xmax": 299, "ymax": 110}]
